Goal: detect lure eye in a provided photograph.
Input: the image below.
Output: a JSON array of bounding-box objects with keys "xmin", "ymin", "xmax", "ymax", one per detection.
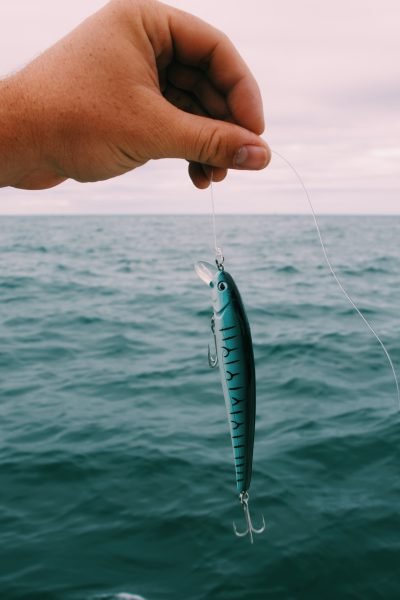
[{"xmin": 218, "ymin": 282, "xmax": 227, "ymax": 291}]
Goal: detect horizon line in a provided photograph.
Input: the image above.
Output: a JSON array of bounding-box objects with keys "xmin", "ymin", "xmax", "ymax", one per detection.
[{"xmin": 1, "ymin": 212, "xmax": 400, "ymax": 217}]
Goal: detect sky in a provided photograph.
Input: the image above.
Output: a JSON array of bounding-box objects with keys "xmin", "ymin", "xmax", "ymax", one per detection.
[{"xmin": 0, "ymin": 0, "xmax": 399, "ymax": 214}]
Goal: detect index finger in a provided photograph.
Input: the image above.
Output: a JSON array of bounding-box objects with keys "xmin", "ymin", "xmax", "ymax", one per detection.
[{"xmin": 166, "ymin": 6, "xmax": 265, "ymax": 135}]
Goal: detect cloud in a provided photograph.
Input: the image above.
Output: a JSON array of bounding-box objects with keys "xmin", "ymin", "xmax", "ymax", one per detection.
[{"xmin": 0, "ymin": 0, "xmax": 399, "ymax": 214}]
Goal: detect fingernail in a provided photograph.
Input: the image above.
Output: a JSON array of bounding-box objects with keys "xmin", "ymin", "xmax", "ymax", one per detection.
[{"xmin": 234, "ymin": 145, "xmax": 269, "ymax": 169}]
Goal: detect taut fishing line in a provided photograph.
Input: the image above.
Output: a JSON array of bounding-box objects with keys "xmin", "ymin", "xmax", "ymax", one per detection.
[
  {"xmin": 210, "ymin": 175, "xmax": 224, "ymax": 267},
  {"xmin": 208, "ymin": 153, "xmax": 400, "ymax": 411}
]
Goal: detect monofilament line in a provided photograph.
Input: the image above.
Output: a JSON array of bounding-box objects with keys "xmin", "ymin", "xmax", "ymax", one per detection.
[
  {"xmin": 209, "ymin": 169, "xmax": 223, "ymax": 266},
  {"xmin": 272, "ymin": 149, "xmax": 400, "ymax": 411}
]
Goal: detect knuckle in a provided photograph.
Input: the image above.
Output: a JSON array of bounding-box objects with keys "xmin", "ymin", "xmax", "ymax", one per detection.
[{"xmin": 197, "ymin": 126, "xmax": 225, "ymax": 164}]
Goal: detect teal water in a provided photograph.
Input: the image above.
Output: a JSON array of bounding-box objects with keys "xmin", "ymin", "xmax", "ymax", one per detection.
[{"xmin": 1, "ymin": 215, "xmax": 399, "ymax": 600}]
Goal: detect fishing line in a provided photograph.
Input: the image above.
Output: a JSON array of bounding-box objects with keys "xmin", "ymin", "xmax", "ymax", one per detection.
[
  {"xmin": 209, "ymin": 170, "xmax": 224, "ymax": 268},
  {"xmin": 207, "ymin": 154, "xmax": 400, "ymax": 410},
  {"xmin": 271, "ymin": 149, "xmax": 400, "ymax": 410}
]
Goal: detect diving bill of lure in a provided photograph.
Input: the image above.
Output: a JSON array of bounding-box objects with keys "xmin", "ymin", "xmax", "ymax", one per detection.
[{"xmin": 195, "ymin": 259, "xmax": 265, "ymax": 543}]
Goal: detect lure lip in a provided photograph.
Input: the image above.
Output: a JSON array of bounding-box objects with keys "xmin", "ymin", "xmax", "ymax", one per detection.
[{"xmin": 194, "ymin": 261, "xmax": 218, "ymax": 286}]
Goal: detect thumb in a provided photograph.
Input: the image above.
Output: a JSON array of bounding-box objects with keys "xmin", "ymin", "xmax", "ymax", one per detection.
[{"xmin": 162, "ymin": 106, "xmax": 271, "ymax": 171}]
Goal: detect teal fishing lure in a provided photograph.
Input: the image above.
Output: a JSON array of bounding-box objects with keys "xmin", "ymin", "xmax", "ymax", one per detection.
[{"xmin": 195, "ymin": 259, "xmax": 265, "ymax": 543}]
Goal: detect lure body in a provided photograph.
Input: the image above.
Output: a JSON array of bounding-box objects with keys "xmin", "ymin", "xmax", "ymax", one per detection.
[{"xmin": 195, "ymin": 262, "xmax": 256, "ymax": 494}]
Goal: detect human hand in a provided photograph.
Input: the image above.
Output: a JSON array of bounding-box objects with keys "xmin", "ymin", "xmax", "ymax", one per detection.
[{"xmin": 0, "ymin": 0, "xmax": 270, "ymax": 190}]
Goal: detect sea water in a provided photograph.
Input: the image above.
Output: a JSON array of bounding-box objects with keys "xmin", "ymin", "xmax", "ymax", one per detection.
[{"xmin": 1, "ymin": 215, "xmax": 399, "ymax": 600}]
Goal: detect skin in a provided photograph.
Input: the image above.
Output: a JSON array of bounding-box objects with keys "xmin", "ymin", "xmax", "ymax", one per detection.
[{"xmin": 0, "ymin": 0, "xmax": 270, "ymax": 191}]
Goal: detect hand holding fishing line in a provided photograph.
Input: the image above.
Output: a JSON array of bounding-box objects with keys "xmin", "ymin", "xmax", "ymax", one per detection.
[{"xmin": 0, "ymin": 0, "xmax": 270, "ymax": 190}]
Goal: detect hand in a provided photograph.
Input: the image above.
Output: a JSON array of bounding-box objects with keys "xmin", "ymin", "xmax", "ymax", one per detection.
[{"xmin": 1, "ymin": 0, "xmax": 270, "ymax": 190}]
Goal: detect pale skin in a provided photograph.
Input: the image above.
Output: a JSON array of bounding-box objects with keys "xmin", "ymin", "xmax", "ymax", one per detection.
[{"xmin": 0, "ymin": 0, "xmax": 270, "ymax": 191}]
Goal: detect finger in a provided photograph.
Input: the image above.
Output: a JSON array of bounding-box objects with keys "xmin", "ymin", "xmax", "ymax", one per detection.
[
  {"xmin": 166, "ymin": 6, "xmax": 265, "ymax": 135},
  {"xmin": 188, "ymin": 162, "xmax": 209, "ymax": 189},
  {"xmin": 200, "ymin": 164, "xmax": 228, "ymax": 183},
  {"xmin": 161, "ymin": 101, "xmax": 270, "ymax": 171},
  {"xmin": 164, "ymin": 84, "xmax": 207, "ymax": 116},
  {"xmin": 167, "ymin": 62, "xmax": 229, "ymax": 120}
]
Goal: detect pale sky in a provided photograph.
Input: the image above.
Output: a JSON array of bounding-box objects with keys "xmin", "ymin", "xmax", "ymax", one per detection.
[{"xmin": 0, "ymin": 0, "xmax": 399, "ymax": 214}]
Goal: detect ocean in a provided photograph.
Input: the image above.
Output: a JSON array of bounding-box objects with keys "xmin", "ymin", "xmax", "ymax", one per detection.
[{"xmin": 1, "ymin": 215, "xmax": 399, "ymax": 600}]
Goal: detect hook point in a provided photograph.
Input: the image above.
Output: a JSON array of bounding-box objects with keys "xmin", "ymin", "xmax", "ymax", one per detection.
[{"xmin": 233, "ymin": 491, "xmax": 266, "ymax": 543}]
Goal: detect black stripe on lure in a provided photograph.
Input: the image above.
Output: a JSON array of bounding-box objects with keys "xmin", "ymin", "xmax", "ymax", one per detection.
[{"xmin": 195, "ymin": 259, "xmax": 265, "ymax": 543}]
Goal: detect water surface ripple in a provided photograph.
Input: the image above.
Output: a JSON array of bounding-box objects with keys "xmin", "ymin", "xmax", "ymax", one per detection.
[{"xmin": 1, "ymin": 216, "xmax": 399, "ymax": 599}]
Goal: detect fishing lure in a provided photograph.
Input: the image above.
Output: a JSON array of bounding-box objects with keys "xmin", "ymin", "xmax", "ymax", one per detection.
[{"xmin": 195, "ymin": 257, "xmax": 265, "ymax": 543}]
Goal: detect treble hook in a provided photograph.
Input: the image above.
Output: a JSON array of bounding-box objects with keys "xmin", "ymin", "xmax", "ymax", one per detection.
[
  {"xmin": 233, "ymin": 491, "xmax": 266, "ymax": 544},
  {"xmin": 208, "ymin": 316, "xmax": 218, "ymax": 368}
]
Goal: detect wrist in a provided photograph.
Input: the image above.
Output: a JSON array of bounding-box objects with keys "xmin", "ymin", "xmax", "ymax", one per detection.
[
  {"xmin": 0, "ymin": 74, "xmax": 63, "ymax": 190},
  {"xmin": 0, "ymin": 76, "xmax": 34, "ymax": 187}
]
